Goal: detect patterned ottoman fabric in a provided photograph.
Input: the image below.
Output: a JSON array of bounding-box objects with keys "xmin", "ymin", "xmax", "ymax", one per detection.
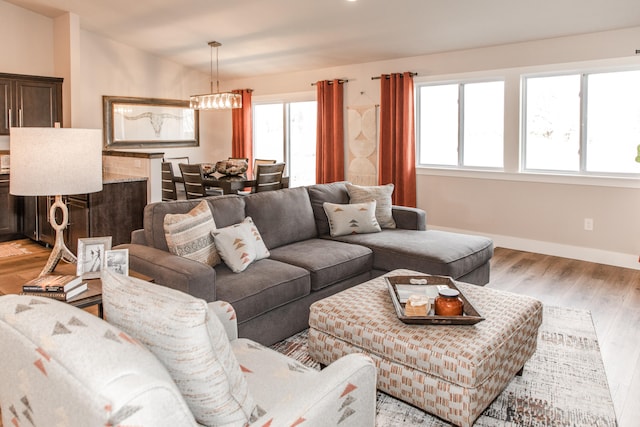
[{"xmin": 308, "ymin": 269, "xmax": 543, "ymax": 427}]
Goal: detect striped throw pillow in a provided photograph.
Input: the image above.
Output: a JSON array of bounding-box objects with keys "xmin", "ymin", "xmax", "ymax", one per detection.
[{"xmin": 164, "ymin": 200, "xmax": 221, "ymax": 266}]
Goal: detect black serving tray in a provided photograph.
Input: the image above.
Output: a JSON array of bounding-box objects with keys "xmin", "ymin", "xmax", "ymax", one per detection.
[{"xmin": 386, "ymin": 275, "xmax": 485, "ymax": 325}]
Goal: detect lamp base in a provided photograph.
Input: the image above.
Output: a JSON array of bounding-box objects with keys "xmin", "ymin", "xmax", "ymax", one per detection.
[{"xmin": 39, "ymin": 195, "xmax": 77, "ymax": 277}]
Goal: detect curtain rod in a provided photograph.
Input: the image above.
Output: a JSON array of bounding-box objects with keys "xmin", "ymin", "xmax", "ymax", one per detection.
[
  {"xmin": 371, "ymin": 72, "xmax": 417, "ymax": 80},
  {"xmin": 310, "ymin": 79, "xmax": 349, "ymax": 86}
]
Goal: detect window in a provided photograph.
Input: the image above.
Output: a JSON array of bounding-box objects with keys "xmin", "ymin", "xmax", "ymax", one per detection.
[
  {"xmin": 523, "ymin": 69, "xmax": 640, "ymax": 175},
  {"xmin": 253, "ymin": 100, "xmax": 317, "ymax": 187},
  {"xmin": 417, "ymin": 80, "xmax": 504, "ymax": 168}
]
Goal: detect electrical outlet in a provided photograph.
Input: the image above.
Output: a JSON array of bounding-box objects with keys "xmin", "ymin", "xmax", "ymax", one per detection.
[{"xmin": 584, "ymin": 218, "xmax": 594, "ymax": 231}]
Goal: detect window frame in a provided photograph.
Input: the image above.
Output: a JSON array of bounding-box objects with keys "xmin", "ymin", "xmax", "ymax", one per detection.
[
  {"xmin": 520, "ymin": 67, "xmax": 640, "ymax": 178},
  {"xmin": 252, "ymin": 91, "xmax": 317, "ymax": 186},
  {"xmin": 416, "ymin": 77, "xmax": 506, "ymax": 171}
]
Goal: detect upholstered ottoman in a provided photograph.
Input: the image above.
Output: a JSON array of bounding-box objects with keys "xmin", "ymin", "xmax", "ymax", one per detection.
[{"xmin": 308, "ymin": 269, "xmax": 543, "ymax": 427}]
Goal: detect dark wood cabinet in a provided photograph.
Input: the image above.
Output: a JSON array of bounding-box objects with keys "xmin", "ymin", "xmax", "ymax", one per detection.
[
  {"xmin": 20, "ymin": 179, "xmax": 147, "ymax": 254},
  {"xmin": 66, "ymin": 180, "xmax": 147, "ymax": 254},
  {"xmin": 0, "ymin": 73, "xmax": 63, "ymax": 135},
  {"xmin": 20, "ymin": 196, "xmax": 57, "ymax": 245},
  {"xmin": 0, "ymin": 173, "xmax": 21, "ymax": 242}
]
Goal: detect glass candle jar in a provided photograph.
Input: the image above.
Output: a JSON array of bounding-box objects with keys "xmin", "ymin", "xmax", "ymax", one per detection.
[{"xmin": 434, "ymin": 288, "xmax": 464, "ymax": 316}]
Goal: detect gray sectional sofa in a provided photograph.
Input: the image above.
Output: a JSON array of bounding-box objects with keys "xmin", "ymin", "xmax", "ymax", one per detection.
[{"xmin": 118, "ymin": 182, "xmax": 493, "ymax": 346}]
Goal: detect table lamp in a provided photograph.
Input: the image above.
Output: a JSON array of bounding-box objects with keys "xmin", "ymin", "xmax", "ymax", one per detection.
[{"xmin": 10, "ymin": 127, "xmax": 103, "ymax": 276}]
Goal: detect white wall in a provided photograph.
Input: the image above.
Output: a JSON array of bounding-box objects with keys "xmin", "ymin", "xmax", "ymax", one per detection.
[
  {"xmin": 0, "ymin": 1, "xmax": 231, "ymax": 162},
  {"xmin": 0, "ymin": 0, "xmax": 56, "ymax": 150}
]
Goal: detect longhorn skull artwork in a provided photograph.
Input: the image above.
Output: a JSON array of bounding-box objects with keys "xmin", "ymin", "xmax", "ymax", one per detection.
[{"xmin": 123, "ymin": 112, "xmax": 184, "ymax": 137}]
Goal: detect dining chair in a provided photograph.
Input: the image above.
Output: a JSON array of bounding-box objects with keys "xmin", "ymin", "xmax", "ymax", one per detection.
[
  {"xmin": 253, "ymin": 158, "xmax": 277, "ymax": 172},
  {"xmin": 179, "ymin": 163, "xmax": 223, "ymax": 199},
  {"xmin": 164, "ymin": 156, "xmax": 189, "ymax": 184},
  {"xmin": 254, "ymin": 162, "xmax": 286, "ymax": 193},
  {"xmin": 161, "ymin": 162, "xmax": 178, "ymax": 201}
]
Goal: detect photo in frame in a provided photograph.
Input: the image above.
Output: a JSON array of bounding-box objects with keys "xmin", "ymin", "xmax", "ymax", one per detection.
[
  {"xmin": 103, "ymin": 96, "xmax": 199, "ymax": 148},
  {"xmin": 104, "ymin": 248, "xmax": 129, "ymax": 276},
  {"xmin": 76, "ymin": 236, "xmax": 112, "ymax": 279}
]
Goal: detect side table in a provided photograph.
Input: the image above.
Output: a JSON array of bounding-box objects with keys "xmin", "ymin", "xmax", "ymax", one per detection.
[{"xmin": 0, "ymin": 261, "xmax": 152, "ymax": 318}]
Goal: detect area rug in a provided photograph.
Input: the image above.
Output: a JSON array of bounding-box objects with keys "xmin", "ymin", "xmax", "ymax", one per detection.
[
  {"xmin": 271, "ymin": 305, "xmax": 617, "ymax": 426},
  {"xmin": 0, "ymin": 241, "xmax": 32, "ymax": 258}
]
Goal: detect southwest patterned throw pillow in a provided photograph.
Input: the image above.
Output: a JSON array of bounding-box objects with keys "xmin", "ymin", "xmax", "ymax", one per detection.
[
  {"xmin": 346, "ymin": 183, "xmax": 396, "ymax": 229},
  {"xmin": 323, "ymin": 200, "xmax": 381, "ymax": 237},
  {"xmin": 163, "ymin": 200, "xmax": 221, "ymax": 266},
  {"xmin": 211, "ymin": 217, "xmax": 269, "ymax": 273}
]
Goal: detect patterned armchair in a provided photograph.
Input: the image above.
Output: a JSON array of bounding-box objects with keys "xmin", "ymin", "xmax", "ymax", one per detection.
[{"xmin": 0, "ymin": 271, "xmax": 377, "ymax": 427}]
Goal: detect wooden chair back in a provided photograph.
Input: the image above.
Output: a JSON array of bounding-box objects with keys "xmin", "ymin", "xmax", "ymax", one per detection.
[
  {"xmin": 164, "ymin": 156, "xmax": 189, "ymax": 183},
  {"xmin": 254, "ymin": 162, "xmax": 286, "ymax": 193},
  {"xmin": 179, "ymin": 163, "xmax": 207, "ymax": 199},
  {"xmin": 161, "ymin": 162, "xmax": 178, "ymax": 201}
]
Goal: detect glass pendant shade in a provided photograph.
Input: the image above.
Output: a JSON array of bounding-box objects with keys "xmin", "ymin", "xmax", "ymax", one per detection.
[
  {"xmin": 190, "ymin": 41, "xmax": 241, "ymax": 110},
  {"xmin": 190, "ymin": 92, "xmax": 242, "ymax": 109}
]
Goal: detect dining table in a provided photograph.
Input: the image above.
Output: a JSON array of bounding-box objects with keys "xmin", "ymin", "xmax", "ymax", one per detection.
[
  {"xmin": 202, "ymin": 174, "xmax": 256, "ymax": 195},
  {"xmin": 200, "ymin": 162, "xmax": 289, "ymax": 195}
]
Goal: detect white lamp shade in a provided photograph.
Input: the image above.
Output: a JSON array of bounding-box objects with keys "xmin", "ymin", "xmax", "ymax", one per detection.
[{"xmin": 9, "ymin": 127, "xmax": 103, "ymax": 196}]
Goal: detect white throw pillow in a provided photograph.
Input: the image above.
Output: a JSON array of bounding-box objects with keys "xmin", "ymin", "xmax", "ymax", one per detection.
[
  {"xmin": 346, "ymin": 183, "xmax": 396, "ymax": 229},
  {"xmin": 323, "ymin": 200, "xmax": 381, "ymax": 237},
  {"xmin": 243, "ymin": 217, "xmax": 270, "ymax": 260},
  {"xmin": 163, "ymin": 200, "xmax": 221, "ymax": 266},
  {"xmin": 101, "ymin": 269, "xmax": 255, "ymax": 427},
  {"xmin": 211, "ymin": 217, "xmax": 269, "ymax": 273}
]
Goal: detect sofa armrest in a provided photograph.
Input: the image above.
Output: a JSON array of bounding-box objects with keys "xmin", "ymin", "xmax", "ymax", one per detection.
[
  {"xmin": 392, "ymin": 205, "xmax": 426, "ymax": 230},
  {"xmin": 131, "ymin": 228, "xmax": 147, "ymax": 245},
  {"xmin": 115, "ymin": 243, "xmax": 216, "ymax": 302},
  {"xmin": 251, "ymin": 353, "xmax": 377, "ymax": 427},
  {"xmin": 208, "ymin": 300, "xmax": 238, "ymax": 341}
]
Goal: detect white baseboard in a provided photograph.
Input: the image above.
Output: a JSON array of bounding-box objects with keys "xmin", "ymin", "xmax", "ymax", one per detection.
[{"xmin": 430, "ymin": 226, "xmax": 640, "ymax": 271}]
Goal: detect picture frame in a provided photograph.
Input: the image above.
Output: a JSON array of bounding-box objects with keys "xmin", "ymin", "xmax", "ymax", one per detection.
[
  {"xmin": 103, "ymin": 96, "xmax": 199, "ymax": 148},
  {"xmin": 76, "ymin": 236, "xmax": 112, "ymax": 279},
  {"xmin": 104, "ymin": 248, "xmax": 129, "ymax": 276}
]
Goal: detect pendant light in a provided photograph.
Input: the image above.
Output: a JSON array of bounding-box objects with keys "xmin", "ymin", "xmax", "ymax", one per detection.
[{"xmin": 190, "ymin": 41, "xmax": 242, "ymax": 110}]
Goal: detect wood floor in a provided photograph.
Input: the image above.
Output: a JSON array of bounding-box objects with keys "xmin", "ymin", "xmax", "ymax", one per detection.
[
  {"xmin": 1, "ymin": 241, "xmax": 638, "ymax": 426},
  {"xmin": 488, "ymin": 247, "xmax": 640, "ymax": 427}
]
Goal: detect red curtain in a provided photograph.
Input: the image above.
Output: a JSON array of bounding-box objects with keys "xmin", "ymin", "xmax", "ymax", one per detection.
[
  {"xmin": 231, "ymin": 89, "xmax": 253, "ymax": 174},
  {"xmin": 316, "ymin": 79, "xmax": 345, "ymax": 184},
  {"xmin": 379, "ymin": 72, "xmax": 416, "ymax": 207}
]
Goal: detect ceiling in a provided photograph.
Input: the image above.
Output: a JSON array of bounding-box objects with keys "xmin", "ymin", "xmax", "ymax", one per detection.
[{"xmin": 6, "ymin": 0, "xmax": 640, "ymax": 80}]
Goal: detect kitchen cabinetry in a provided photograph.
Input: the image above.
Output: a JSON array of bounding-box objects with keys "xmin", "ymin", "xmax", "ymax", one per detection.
[
  {"xmin": 22, "ymin": 178, "xmax": 147, "ymax": 254},
  {"xmin": 0, "ymin": 72, "xmax": 63, "ymax": 135},
  {"xmin": 66, "ymin": 178, "xmax": 147, "ymax": 254},
  {"xmin": 0, "ymin": 173, "xmax": 21, "ymax": 242}
]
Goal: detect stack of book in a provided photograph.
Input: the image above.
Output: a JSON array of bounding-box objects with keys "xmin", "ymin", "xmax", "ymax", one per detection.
[{"xmin": 21, "ymin": 274, "xmax": 88, "ymax": 301}]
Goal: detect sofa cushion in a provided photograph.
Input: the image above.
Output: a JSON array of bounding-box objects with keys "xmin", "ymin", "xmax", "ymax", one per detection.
[
  {"xmin": 244, "ymin": 187, "xmax": 317, "ymax": 249},
  {"xmin": 328, "ymin": 229, "xmax": 493, "ymax": 281},
  {"xmin": 346, "ymin": 183, "xmax": 396, "ymax": 229},
  {"xmin": 323, "ymin": 201, "xmax": 381, "ymax": 237},
  {"xmin": 269, "ymin": 238, "xmax": 372, "ymax": 291},
  {"xmin": 307, "ymin": 181, "xmax": 350, "ymax": 236},
  {"xmin": 101, "ymin": 270, "xmax": 256, "ymax": 427},
  {"xmin": 143, "ymin": 195, "xmax": 246, "ymax": 252},
  {"xmin": 214, "ymin": 258, "xmax": 310, "ymax": 323},
  {"xmin": 163, "ymin": 200, "xmax": 221, "ymax": 266}
]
